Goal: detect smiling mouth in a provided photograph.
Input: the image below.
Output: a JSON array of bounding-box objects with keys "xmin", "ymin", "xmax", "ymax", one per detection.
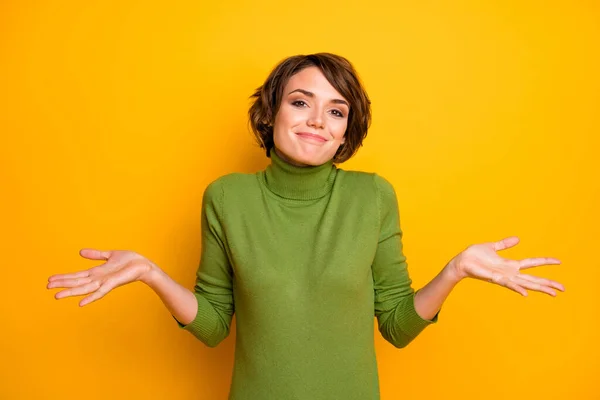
[{"xmin": 296, "ymin": 132, "xmax": 327, "ymax": 143}]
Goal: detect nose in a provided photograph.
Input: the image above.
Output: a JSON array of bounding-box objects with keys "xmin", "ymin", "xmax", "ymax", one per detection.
[{"xmin": 307, "ymin": 108, "xmax": 325, "ymax": 129}]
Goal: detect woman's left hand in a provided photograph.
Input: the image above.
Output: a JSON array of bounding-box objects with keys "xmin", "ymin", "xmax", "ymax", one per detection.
[{"xmin": 448, "ymin": 236, "xmax": 565, "ymax": 297}]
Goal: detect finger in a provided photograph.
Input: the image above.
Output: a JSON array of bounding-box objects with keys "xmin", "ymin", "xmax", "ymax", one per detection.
[
  {"xmin": 493, "ymin": 236, "xmax": 520, "ymax": 251},
  {"xmin": 79, "ymin": 273, "xmax": 130, "ymax": 306},
  {"xmin": 518, "ymin": 273, "xmax": 565, "ymax": 292},
  {"xmin": 511, "ymin": 276, "xmax": 557, "ymax": 297},
  {"xmin": 48, "ymin": 270, "xmax": 90, "ymax": 282},
  {"xmin": 517, "ymin": 257, "xmax": 561, "ymax": 270},
  {"xmin": 502, "ymin": 280, "xmax": 528, "ymax": 297},
  {"xmin": 48, "ymin": 262, "xmax": 109, "ymax": 283},
  {"xmin": 54, "ymin": 281, "xmax": 100, "ymax": 299},
  {"xmin": 47, "ymin": 277, "xmax": 92, "ymax": 289},
  {"xmin": 79, "ymin": 283, "xmax": 112, "ymax": 307},
  {"xmin": 79, "ymin": 248, "xmax": 111, "ymax": 260},
  {"xmin": 80, "ymin": 292, "xmax": 102, "ymax": 307}
]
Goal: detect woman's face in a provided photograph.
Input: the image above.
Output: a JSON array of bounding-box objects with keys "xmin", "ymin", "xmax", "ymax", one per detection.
[{"xmin": 272, "ymin": 66, "xmax": 349, "ymax": 167}]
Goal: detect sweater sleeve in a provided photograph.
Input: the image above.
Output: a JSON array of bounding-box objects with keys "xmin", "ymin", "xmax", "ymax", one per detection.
[
  {"xmin": 174, "ymin": 178, "xmax": 235, "ymax": 348},
  {"xmin": 372, "ymin": 174, "xmax": 439, "ymax": 348}
]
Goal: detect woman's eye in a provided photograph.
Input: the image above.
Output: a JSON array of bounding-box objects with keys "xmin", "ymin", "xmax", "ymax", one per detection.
[
  {"xmin": 291, "ymin": 100, "xmax": 344, "ymax": 117},
  {"xmin": 292, "ymin": 100, "xmax": 307, "ymax": 107}
]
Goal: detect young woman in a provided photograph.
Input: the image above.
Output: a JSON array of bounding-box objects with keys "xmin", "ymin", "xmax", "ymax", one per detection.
[{"xmin": 47, "ymin": 53, "xmax": 565, "ymax": 399}]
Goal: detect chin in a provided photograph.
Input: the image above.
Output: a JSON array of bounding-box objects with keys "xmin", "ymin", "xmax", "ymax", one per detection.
[
  {"xmin": 300, "ymin": 155, "xmax": 333, "ymax": 167},
  {"xmin": 275, "ymin": 142, "xmax": 336, "ymax": 166}
]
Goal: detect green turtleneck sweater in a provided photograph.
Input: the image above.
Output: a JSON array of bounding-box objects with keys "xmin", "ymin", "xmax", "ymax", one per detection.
[{"xmin": 177, "ymin": 149, "xmax": 439, "ymax": 399}]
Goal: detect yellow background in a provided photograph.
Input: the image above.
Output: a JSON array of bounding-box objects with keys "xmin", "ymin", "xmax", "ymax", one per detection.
[{"xmin": 1, "ymin": 1, "xmax": 598, "ymax": 399}]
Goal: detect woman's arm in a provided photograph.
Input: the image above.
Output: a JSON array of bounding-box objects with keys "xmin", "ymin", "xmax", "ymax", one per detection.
[
  {"xmin": 47, "ymin": 248, "xmax": 198, "ymax": 323},
  {"xmin": 413, "ymin": 236, "xmax": 565, "ymax": 321},
  {"xmin": 412, "ymin": 261, "xmax": 461, "ymax": 321},
  {"xmin": 48, "ymin": 179, "xmax": 234, "ymax": 347},
  {"xmin": 371, "ymin": 174, "xmax": 565, "ymax": 348},
  {"xmin": 142, "ymin": 264, "xmax": 198, "ymax": 325}
]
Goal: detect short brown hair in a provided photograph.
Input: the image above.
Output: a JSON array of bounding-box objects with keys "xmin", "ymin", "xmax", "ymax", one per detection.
[{"xmin": 248, "ymin": 53, "xmax": 371, "ymax": 163}]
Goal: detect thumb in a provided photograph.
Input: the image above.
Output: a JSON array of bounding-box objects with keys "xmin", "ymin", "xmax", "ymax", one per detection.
[
  {"xmin": 493, "ymin": 236, "xmax": 520, "ymax": 251},
  {"xmin": 79, "ymin": 248, "xmax": 111, "ymax": 260}
]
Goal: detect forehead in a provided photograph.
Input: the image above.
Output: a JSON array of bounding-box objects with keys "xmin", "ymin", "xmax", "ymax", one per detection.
[{"xmin": 284, "ymin": 66, "xmax": 346, "ymax": 100}]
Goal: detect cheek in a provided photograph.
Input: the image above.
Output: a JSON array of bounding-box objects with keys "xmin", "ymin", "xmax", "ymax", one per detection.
[
  {"xmin": 274, "ymin": 107, "xmax": 300, "ymax": 132},
  {"xmin": 332, "ymin": 120, "xmax": 348, "ymax": 139}
]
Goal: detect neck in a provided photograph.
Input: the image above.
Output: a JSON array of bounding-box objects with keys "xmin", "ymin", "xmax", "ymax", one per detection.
[
  {"xmin": 273, "ymin": 147, "xmax": 307, "ymax": 167},
  {"xmin": 262, "ymin": 147, "xmax": 337, "ymax": 200}
]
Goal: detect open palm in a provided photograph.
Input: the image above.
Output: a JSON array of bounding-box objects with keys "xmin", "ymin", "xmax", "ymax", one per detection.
[
  {"xmin": 452, "ymin": 236, "xmax": 565, "ymax": 297},
  {"xmin": 47, "ymin": 249, "xmax": 153, "ymax": 306}
]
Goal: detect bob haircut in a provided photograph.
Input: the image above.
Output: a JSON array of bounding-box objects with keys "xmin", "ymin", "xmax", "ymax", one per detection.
[{"xmin": 248, "ymin": 53, "xmax": 371, "ymax": 164}]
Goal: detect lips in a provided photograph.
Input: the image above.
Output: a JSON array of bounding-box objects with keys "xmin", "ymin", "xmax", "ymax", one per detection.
[{"xmin": 295, "ymin": 132, "xmax": 327, "ymax": 142}]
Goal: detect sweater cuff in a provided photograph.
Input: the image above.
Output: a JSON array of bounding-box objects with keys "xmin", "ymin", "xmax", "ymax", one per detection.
[
  {"xmin": 173, "ymin": 292, "xmax": 217, "ymax": 340},
  {"xmin": 396, "ymin": 289, "xmax": 440, "ymax": 339}
]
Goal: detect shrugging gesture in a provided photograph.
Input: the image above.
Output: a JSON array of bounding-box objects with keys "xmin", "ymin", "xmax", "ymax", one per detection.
[{"xmin": 449, "ymin": 236, "xmax": 565, "ymax": 297}]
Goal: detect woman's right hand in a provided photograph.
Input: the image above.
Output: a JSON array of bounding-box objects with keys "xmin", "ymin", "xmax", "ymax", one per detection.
[{"xmin": 47, "ymin": 249, "xmax": 156, "ymax": 307}]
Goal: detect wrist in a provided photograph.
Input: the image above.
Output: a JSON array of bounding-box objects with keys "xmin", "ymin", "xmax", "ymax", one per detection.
[
  {"xmin": 139, "ymin": 262, "xmax": 163, "ymax": 288},
  {"xmin": 443, "ymin": 257, "xmax": 465, "ymax": 285}
]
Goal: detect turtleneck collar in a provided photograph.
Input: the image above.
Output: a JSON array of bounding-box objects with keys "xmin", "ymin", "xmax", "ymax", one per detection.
[{"xmin": 261, "ymin": 147, "xmax": 338, "ymax": 200}]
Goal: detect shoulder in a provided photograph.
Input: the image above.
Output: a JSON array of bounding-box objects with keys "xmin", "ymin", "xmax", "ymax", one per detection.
[
  {"xmin": 372, "ymin": 173, "xmax": 397, "ymax": 200},
  {"xmin": 336, "ymin": 168, "xmax": 396, "ymax": 197},
  {"xmin": 337, "ymin": 169, "xmax": 399, "ymax": 220},
  {"xmin": 208, "ymin": 172, "xmax": 255, "ymax": 188},
  {"xmin": 335, "ymin": 168, "xmax": 375, "ymax": 188},
  {"xmin": 203, "ymin": 172, "xmax": 259, "ymax": 201}
]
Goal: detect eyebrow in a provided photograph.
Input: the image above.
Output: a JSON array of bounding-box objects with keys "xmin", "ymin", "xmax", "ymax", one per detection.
[{"xmin": 288, "ymin": 89, "xmax": 350, "ymax": 108}]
